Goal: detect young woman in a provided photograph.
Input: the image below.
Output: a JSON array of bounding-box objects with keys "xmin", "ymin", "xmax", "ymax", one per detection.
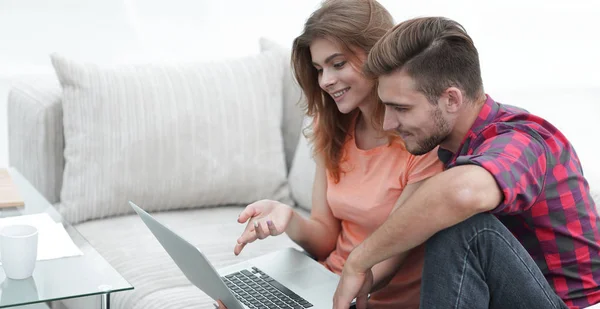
[{"xmin": 221, "ymin": 1, "xmax": 443, "ymax": 308}]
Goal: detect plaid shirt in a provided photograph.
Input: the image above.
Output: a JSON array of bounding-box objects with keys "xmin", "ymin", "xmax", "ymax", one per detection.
[{"xmin": 438, "ymin": 95, "xmax": 600, "ymax": 308}]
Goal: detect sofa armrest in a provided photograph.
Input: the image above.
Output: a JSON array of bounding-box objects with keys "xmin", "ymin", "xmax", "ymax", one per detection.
[{"xmin": 8, "ymin": 76, "xmax": 64, "ymax": 203}]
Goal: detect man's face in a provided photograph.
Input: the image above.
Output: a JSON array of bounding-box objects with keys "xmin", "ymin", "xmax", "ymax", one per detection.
[{"xmin": 378, "ymin": 70, "xmax": 452, "ymax": 155}]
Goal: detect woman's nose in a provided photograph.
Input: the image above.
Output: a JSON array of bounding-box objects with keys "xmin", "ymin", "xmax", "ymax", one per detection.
[{"xmin": 319, "ymin": 69, "xmax": 337, "ymax": 90}]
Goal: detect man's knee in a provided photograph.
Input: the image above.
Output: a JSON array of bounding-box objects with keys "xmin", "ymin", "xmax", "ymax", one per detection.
[{"xmin": 425, "ymin": 213, "xmax": 502, "ymax": 256}]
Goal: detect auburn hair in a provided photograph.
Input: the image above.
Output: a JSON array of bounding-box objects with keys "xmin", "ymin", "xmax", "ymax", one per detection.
[{"xmin": 291, "ymin": 0, "xmax": 394, "ymax": 182}]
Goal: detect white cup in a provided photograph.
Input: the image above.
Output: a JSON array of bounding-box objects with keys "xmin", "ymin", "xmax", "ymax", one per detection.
[{"xmin": 0, "ymin": 225, "xmax": 38, "ymax": 280}]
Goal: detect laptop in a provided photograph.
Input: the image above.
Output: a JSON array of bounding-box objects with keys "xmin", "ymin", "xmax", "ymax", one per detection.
[{"xmin": 129, "ymin": 201, "xmax": 341, "ymax": 309}]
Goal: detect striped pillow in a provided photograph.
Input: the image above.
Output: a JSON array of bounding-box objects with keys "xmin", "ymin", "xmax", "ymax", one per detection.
[{"xmin": 51, "ymin": 52, "xmax": 291, "ymax": 224}]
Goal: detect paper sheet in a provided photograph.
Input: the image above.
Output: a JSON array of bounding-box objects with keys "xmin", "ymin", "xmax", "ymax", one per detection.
[{"xmin": 0, "ymin": 213, "xmax": 83, "ymax": 263}]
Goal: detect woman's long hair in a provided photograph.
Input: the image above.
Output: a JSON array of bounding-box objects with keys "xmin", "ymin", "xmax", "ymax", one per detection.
[{"xmin": 291, "ymin": 0, "xmax": 395, "ymax": 183}]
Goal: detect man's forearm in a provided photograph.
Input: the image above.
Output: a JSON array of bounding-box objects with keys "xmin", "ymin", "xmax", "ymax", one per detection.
[{"xmin": 349, "ymin": 165, "xmax": 501, "ymax": 271}]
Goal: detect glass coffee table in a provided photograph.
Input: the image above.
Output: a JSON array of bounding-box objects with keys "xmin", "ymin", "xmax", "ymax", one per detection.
[{"xmin": 0, "ymin": 168, "xmax": 133, "ymax": 308}]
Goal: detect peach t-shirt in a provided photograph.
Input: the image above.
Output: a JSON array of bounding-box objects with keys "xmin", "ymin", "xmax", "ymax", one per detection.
[{"xmin": 322, "ymin": 121, "xmax": 443, "ymax": 309}]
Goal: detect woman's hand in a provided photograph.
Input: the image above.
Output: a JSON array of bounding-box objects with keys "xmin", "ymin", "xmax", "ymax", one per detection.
[
  {"xmin": 234, "ymin": 199, "xmax": 294, "ymax": 255},
  {"xmin": 214, "ymin": 300, "xmax": 227, "ymax": 308}
]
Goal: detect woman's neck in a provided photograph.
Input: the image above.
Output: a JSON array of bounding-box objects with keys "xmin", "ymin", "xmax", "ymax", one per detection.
[
  {"xmin": 356, "ymin": 97, "xmax": 379, "ymax": 133},
  {"xmin": 353, "ymin": 98, "xmax": 388, "ymax": 150}
]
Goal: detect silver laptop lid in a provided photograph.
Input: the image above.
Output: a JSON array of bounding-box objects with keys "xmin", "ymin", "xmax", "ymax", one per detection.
[{"xmin": 129, "ymin": 201, "xmax": 244, "ymax": 309}]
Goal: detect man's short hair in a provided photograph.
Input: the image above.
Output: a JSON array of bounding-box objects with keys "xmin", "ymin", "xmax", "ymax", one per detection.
[{"xmin": 365, "ymin": 17, "xmax": 484, "ymax": 103}]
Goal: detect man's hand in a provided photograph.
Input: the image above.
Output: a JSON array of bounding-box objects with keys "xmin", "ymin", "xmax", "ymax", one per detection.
[{"xmin": 333, "ymin": 258, "xmax": 373, "ymax": 309}]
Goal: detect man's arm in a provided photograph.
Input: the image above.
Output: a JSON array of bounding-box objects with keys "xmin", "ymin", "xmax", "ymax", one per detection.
[
  {"xmin": 334, "ymin": 131, "xmax": 547, "ymax": 309},
  {"xmin": 368, "ymin": 178, "xmax": 429, "ymax": 291},
  {"xmin": 349, "ymin": 164, "xmax": 502, "ymax": 272},
  {"xmin": 333, "ymin": 164, "xmax": 502, "ymax": 309}
]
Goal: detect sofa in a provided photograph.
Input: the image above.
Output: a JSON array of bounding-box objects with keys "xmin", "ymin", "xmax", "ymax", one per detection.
[
  {"xmin": 7, "ymin": 37, "xmax": 600, "ymax": 309},
  {"xmin": 7, "ymin": 38, "xmax": 319, "ymax": 309}
]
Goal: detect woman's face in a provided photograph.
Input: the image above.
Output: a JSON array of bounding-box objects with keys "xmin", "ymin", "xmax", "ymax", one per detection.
[{"xmin": 309, "ymin": 38, "xmax": 375, "ymax": 114}]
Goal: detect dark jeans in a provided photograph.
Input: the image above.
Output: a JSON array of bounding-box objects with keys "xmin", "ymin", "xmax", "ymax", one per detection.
[{"xmin": 420, "ymin": 213, "xmax": 569, "ymax": 309}]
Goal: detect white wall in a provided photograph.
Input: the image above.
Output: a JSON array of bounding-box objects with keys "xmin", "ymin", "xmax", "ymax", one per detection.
[{"xmin": 1, "ymin": 0, "xmax": 599, "ymax": 179}]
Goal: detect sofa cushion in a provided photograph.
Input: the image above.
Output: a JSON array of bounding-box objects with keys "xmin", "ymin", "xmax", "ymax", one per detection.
[
  {"xmin": 592, "ymin": 190, "xmax": 600, "ymax": 210},
  {"xmin": 8, "ymin": 76, "xmax": 64, "ymax": 204},
  {"xmin": 259, "ymin": 38, "xmax": 305, "ymax": 173},
  {"xmin": 288, "ymin": 117, "xmax": 316, "ymax": 211},
  {"xmin": 69, "ymin": 206, "xmax": 305, "ymax": 309},
  {"xmin": 51, "ymin": 52, "xmax": 292, "ymax": 224}
]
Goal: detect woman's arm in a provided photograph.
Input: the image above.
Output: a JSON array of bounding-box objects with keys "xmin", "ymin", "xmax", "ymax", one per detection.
[{"xmin": 286, "ymin": 153, "xmax": 342, "ymax": 260}]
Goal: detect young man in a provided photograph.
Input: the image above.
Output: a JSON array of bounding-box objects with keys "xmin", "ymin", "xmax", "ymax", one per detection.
[{"xmin": 333, "ymin": 17, "xmax": 600, "ymax": 309}]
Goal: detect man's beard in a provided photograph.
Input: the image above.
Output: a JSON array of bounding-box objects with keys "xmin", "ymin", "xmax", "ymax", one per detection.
[{"xmin": 408, "ymin": 107, "xmax": 450, "ymax": 156}]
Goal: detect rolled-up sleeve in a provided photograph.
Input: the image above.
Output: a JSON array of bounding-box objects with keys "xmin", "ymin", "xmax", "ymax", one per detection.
[{"xmin": 452, "ymin": 130, "xmax": 547, "ymax": 214}]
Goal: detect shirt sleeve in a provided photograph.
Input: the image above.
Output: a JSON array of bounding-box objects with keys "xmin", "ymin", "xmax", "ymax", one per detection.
[
  {"xmin": 452, "ymin": 130, "xmax": 547, "ymax": 214},
  {"xmin": 405, "ymin": 147, "xmax": 444, "ymax": 185}
]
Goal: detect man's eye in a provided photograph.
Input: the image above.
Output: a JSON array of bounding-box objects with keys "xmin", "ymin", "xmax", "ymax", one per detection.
[
  {"xmin": 393, "ymin": 106, "xmax": 408, "ymax": 112},
  {"xmin": 333, "ymin": 61, "xmax": 346, "ymax": 69}
]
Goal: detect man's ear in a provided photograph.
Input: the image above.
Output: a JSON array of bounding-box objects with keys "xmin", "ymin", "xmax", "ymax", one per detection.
[{"xmin": 442, "ymin": 87, "xmax": 464, "ymax": 113}]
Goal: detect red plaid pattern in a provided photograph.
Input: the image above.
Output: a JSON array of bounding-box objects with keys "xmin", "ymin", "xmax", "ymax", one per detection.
[{"xmin": 440, "ymin": 95, "xmax": 600, "ymax": 308}]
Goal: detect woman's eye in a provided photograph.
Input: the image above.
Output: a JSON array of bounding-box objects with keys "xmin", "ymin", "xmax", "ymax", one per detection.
[
  {"xmin": 315, "ymin": 68, "xmax": 323, "ymax": 74},
  {"xmin": 333, "ymin": 61, "xmax": 346, "ymax": 69},
  {"xmin": 393, "ymin": 106, "xmax": 407, "ymax": 112}
]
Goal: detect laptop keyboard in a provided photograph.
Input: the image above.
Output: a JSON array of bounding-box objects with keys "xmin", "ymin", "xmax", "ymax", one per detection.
[{"xmin": 222, "ymin": 267, "xmax": 314, "ymax": 309}]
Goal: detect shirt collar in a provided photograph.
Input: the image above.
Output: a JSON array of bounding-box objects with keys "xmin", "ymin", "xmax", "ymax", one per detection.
[
  {"xmin": 469, "ymin": 94, "xmax": 500, "ymax": 136},
  {"xmin": 437, "ymin": 94, "xmax": 499, "ymax": 165}
]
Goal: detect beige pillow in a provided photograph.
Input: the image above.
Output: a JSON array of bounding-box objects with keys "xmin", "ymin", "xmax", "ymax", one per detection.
[
  {"xmin": 52, "ymin": 52, "xmax": 291, "ymax": 224},
  {"xmin": 259, "ymin": 38, "xmax": 305, "ymax": 172},
  {"xmin": 288, "ymin": 117, "xmax": 316, "ymax": 211}
]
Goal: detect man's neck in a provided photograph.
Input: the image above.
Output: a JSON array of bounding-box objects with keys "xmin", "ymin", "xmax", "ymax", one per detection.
[{"xmin": 440, "ymin": 95, "xmax": 487, "ymax": 153}]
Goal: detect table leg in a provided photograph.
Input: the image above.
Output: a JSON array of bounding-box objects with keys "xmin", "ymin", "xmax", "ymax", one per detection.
[{"xmin": 100, "ymin": 293, "xmax": 110, "ymax": 309}]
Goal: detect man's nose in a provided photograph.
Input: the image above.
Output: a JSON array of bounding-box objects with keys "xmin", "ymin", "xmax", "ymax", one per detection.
[{"xmin": 382, "ymin": 106, "xmax": 399, "ymax": 131}]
